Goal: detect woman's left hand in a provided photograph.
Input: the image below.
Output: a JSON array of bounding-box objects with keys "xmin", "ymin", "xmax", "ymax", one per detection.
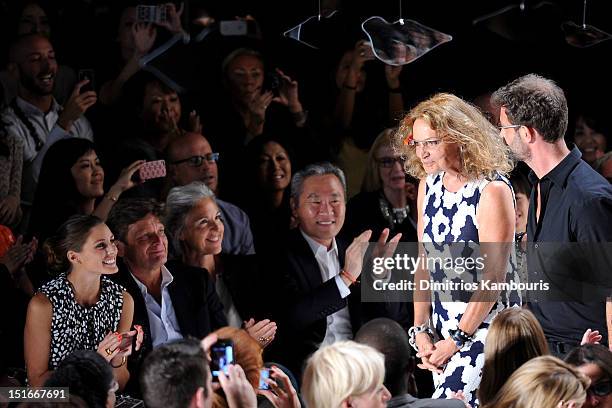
[
  {"xmin": 273, "ymin": 69, "xmax": 302, "ymax": 113},
  {"xmin": 244, "ymin": 318, "xmax": 277, "ymax": 348},
  {"xmin": 428, "ymin": 338, "xmax": 459, "ymax": 367}
]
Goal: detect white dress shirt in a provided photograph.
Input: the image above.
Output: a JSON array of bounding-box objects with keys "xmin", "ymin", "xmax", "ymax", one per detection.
[
  {"xmin": 301, "ymin": 230, "xmax": 353, "ymax": 346},
  {"xmin": 131, "ymin": 266, "xmax": 183, "ymax": 348},
  {"xmin": 1, "ymin": 96, "xmax": 93, "ymax": 205}
]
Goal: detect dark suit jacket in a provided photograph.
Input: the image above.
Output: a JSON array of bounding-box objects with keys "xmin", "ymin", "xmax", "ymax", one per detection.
[
  {"xmin": 111, "ymin": 259, "xmax": 227, "ymax": 394},
  {"xmin": 264, "ymin": 229, "xmax": 409, "ymax": 379}
]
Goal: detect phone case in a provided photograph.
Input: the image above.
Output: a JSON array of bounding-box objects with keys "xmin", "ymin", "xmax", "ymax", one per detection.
[{"xmin": 139, "ymin": 160, "xmax": 166, "ymax": 180}]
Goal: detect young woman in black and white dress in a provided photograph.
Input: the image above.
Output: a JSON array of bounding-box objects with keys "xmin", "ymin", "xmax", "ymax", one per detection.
[{"xmin": 24, "ymin": 214, "xmax": 139, "ymax": 389}]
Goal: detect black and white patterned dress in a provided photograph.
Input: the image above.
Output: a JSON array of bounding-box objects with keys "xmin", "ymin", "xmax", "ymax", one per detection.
[
  {"xmin": 39, "ymin": 274, "xmax": 125, "ymax": 369},
  {"xmin": 422, "ymin": 171, "xmax": 519, "ymax": 407}
]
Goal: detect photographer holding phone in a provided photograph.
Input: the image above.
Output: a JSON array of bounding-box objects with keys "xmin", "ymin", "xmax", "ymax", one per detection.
[
  {"xmin": 99, "ymin": 4, "xmax": 185, "ymax": 107},
  {"xmin": 24, "ymin": 214, "xmax": 141, "ymax": 389}
]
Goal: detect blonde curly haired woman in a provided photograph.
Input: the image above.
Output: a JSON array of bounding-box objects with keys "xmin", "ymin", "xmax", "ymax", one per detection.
[{"xmin": 396, "ymin": 93, "xmax": 518, "ymax": 406}]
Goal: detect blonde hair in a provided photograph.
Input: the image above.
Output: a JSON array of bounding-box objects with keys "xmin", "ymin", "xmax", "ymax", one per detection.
[
  {"xmin": 478, "ymin": 308, "xmax": 549, "ymax": 405},
  {"xmin": 394, "ymin": 93, "xmax": 513, "ymax": 180},
  {"xmin": 481, "ymin": 355, "xmax": 589, "ymax": 408},
  {"xmin": 362, "ymin": 128, "xmax": 397, "ymax": 192},
  {"xmin": 302, "ymin": 341, "xmax": 385, "ymax": 408}
]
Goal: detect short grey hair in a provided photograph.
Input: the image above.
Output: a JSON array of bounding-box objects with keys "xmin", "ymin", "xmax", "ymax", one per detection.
[
  {"xmin": 165, "ymin": 181, "xmax": 216, "ymax": 258},
  {"xmin": 222, "ymin": 48, "xmax": 264, "ymax": 78},
  {"xmin": 290, "ymin": 162, "xmax": 347, "ymax": 204},
  {"xmin": 491, "ymin": 74, "xmax": 568, "ymax": 143}
]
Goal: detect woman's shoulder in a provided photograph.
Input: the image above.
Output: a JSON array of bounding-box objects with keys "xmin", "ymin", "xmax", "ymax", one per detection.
[{"xmin": 38, "ymin": 274, "xmax": 69, "ymax": 296}]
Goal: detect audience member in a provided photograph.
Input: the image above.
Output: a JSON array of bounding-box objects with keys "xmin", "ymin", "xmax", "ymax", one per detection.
[
  {"xmin": 333, "ymin": 40, "xmax": 405, "ymax": 196},
  {"xmin": 593, "ymin": 151, "xmax": 612, "ymax": 183},
  {"xmin": 166, "ymin": 132, "xmax": 255, "ymax": 255},
  {"xmin": 478, "ymin": 308, "xmax": 549, "ymax": 406},
  {"xmin": 242, "ymin": 135, "xmax": 295, "ymax": 252},
  {"xmin": 0, "ymin": 1, "xmax": 77, "ymax": 105},
  {"xmin": 45, "ymin": 349, "xmax": 117, "ymax": 408},
  {"xmin": 509, "ymin": 172, "xmax": 531, "ymax": 243},
  {"xmin": 24, "ymin": 214, "xmax": 136, "ymax": 388},
  {"xmin": 99, "ymin": 3, "xmax": 186, "ymax": 106},
  {"xmin": 263, "ymin": 162, "xmax": 403, "ymax": 379},
  {"xmin": 355, "ymin": 318, "xmax": 463, "ymax": 408},
  {"xmin": 141, "ymin": 335, "xmax": 257, "ymax": 408},
  {"xmin": 28, "ymin": 138, "xmax": 143, "ymax": 244},
  {"xmin": 573, "ymin": 112, "xmax": 608, "ymax": 167},
  {"xmin": 106, "ymin": 197, "xmax": 226, "ymax": 391},
  {"xmin": 343, "ymin": 128, "xmax": 418, "ymax": 244},
  {"xmin": 566, "ymin": 344, "xmax": 612, "ymax": 408},
  {"xmin": 2, "ymin": 34, "xmax": 95, "ymax": 218},
  {"xmin": 164, "ymin": 182, "xmax": 275, "ymax": 345},
  {"xmin": 211, "ymin": 327, "xmax": 301, "ymax": 408},
  {"xmin": 397, "ymin": 93, "xmax": 516, "ymax": 405},
  {"xmin": 302, "ymin": 340, "xmax": 391, "ymax": 408},
  {"xmin": 492, "ymin": 74, "xmax": 612, "ymax": 356},
  {"xmin": 480, "ymin": 355, "xmax": 589, "ymax": 408},
  {"xmin": 0, "ymin": 108, "xmax": 23, "ymax": 228}
]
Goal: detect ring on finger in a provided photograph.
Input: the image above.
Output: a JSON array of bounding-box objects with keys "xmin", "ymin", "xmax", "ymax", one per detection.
[{"xmin": 104, "ymin": 348, "xmax": 113, "ymax": 356}]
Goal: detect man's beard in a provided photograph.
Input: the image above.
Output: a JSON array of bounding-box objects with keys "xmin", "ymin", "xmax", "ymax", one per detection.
[
  {"xmin": 510, "ymin": 134, "xmax": 532, "ymax": 163},
  {"xmin": 18, "ymin": 66, "xmax": 54, "ymax": 96}
]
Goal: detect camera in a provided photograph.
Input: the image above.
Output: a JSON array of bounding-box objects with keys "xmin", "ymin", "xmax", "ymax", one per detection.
[
  {"xmin": 78, "ymin": 69, "xmax": 95, "ymax": 93},
  {"xmin": 264, "ymin": 71, "xmax": 281, "ymax": 96},
  {"xmin": 219, "ymin": 20, "xmax": 257, "ymax": 36},
  {"xmin": 136, "ymin": 4, "xmax": 168, "ymax": 24},
  {"xmin": 258, "ymin": 368, "xmax": 270, "ymax": 390},
  {"xmin": 210, "ymin": 340, "xmax": 234, "ymax": 380}
]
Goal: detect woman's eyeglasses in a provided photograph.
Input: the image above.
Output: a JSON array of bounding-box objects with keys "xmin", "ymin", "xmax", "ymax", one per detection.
[
  {"xmin": 171, "ymin": 153, "xmax": 220, "ymax": 167},
  {"xmin": 408, "ymin": 139, "xmax": 442, "ymax": 149},
  {"xmin": 376, "ymin": 156, "xmax": 406, "ymax": 168}
]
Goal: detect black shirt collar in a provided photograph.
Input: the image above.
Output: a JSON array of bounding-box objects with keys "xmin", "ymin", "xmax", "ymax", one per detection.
[{"xmin": 528, "ymin": 145, "xmax": 582, "ymax": 187}]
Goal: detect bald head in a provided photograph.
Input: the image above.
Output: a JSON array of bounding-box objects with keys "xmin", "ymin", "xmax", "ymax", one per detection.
[{"xmin": 166, "ymin": 132, "xmax": 219, "ymax": 193}]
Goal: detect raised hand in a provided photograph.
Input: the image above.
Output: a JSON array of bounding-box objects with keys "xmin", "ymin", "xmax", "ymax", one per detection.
[
  {"xmin": 257, "ymin": 366, "xmax": 301, "ymax": 408},
  {"xmin": 218, "ymin": 364, "xmax": 257, "ymax": 408},
  {"xmin": 133, "ymin": 23, "xmax": 157, "ymax": 57},
  {"xmin": 272, "ymin": 69, "xmax": 302, "ymax": 113},
  {"xmin": 58, "ymin": 80, "xmax": 97, "ymax": 131}
]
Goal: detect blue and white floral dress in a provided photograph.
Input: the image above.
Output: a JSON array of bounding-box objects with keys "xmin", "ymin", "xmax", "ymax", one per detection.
[{"xmin": 421, "ymin": 171, "xmax": 519, "ymax": 407}]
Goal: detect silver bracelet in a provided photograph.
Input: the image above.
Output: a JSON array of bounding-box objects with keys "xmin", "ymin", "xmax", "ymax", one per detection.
[{"xmin": 408, "ymin": 324, "xmax": 434, "ymax": 352}]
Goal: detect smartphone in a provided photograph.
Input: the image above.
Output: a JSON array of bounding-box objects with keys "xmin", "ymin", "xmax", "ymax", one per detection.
[
  {"xmin": 263, "ymin": 71, "xmax": 281, "ymax": 96},
  {"xmin": 136, "ymin": 4, "xmax": 168, "ymax": 24},
  {"xmin": 219, "ymin": 20, "xmax": 256, "ymax": 36},
  {"xmin": 138, "ymin": 160, "xmax": 166, "ymax": 181},
  {"xmin": 258, "ymin": 368, "xmax": 270, "ymax": 390},
  {"xmin": 118, "ymin": 332, "xmax": 136, "ymax": 350},
  {"xmin": 78, "ymin": 69, "xmax": 95, "ymax": 93},
  {"xmin": 210, "ymin": 340, "xmax": 234, "ymax": 380}
]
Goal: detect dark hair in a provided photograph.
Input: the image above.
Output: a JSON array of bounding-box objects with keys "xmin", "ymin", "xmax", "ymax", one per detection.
[
  {"xmin": 44, "ymin": 349, "xmax": 114, "ymax": 408},
  {"xmin": 140, "ymin": 338, "xmax": 210, "ymax": 408},
  {"xmin": 565, "ymin": 344, "xmax": 612, "ymax": 381},
  {"xmin": 354, "ymin": 318, "xmax": 412, "ymax": 396},
  {"xmin": 245, "ymin": 134, "xmax": 296, "ymax": 184},
  {"xmin": 124, "ymin": 71, "xmax": 178, "ymax": 113},
  {"xmin": 510, "ymin": 171, "xmax": 531, "ymax": 197},
  {"xmin": 43, "ymin": 214, "xmax": 104, "ymax": 273},
  {"xmin": 491, "ymin": 74, "xmax": 568, "ymax": 143},
  {"xmin": 107, "ymin": 198, "xmax": 165, "ymax": 242},
  {"xmin": 29, "ymin": 138, "xmax": 97, "ymax": 240}
]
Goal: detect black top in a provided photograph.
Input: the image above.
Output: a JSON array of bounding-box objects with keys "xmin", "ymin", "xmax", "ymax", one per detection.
[
  {"xmin": 342, "ymin": 190, "xmax": 417, "ymax": 243},
  {"xmin": 526, "ymin": 146, "xmax": 612, "ymax": 344}
]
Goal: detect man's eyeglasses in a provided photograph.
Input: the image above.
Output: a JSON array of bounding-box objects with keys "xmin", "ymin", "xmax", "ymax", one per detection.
[
  {"xmin": 498, "ymin": 124, "xmax": 523, "ymax": 131},
  {"xmin": 408, "ymin": 139, "xmax": 443, "ymax": 149},
  {"xmin": 588, "ymin": 381, "xmax": 612, "ymax": 398},
  {"xmin": 171, "ymin": 153, "xmax": 220, "ymax": 167},
  {"xmin": 377, "ymin": 156, "xmax": 406, "ymax": 168}
]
